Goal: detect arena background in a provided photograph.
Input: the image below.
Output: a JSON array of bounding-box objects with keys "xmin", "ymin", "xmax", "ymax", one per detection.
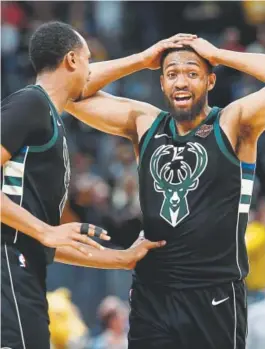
[{"xmin": 1, "ymin": 1, "xmax": 265, "ymax": 348}]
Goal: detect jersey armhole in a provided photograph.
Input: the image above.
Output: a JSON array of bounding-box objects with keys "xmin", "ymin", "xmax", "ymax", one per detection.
[
  {"xmin": 27, "ymin": 85, "xmax": 58, "ymax": 153},
  {"xmin": 214, "ymin": 111, "xmax": 241, "ymax": 167},
  {"xmin": 138, "ymin": 110, "xmax": 168, "ymax": 169}
]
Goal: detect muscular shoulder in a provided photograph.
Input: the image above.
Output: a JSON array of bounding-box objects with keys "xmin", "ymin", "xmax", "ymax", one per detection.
[
  {"xmin": 1, "ymin": 87, "xmax": 53, "ymax": 155},
  {"xmin": 2, "ymin": 87, "xmax": 49, "ymax": 114}
]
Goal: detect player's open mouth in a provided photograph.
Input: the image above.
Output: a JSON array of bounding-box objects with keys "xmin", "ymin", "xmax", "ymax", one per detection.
[{"xmin": 173, "ymin": 95, "xmax": 192, "ymax": 107}]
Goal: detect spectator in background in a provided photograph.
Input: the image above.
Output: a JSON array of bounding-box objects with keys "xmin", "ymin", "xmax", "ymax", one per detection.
[
  {"xmin": 70, "ymin": 173, "xmax": 110, "ymax": 226},
  {"xmin": 245, "ymin": 220, "xmax": 265, "ymax": 349},
  {"xmin": 1, "ymin": 1, "xmax": 25, "ymax": 95},
  {"xmin": 111, "ymin": 173, "xmax": 141, "ymax": 223},
  {"xmin": 48, "ymin": 288, "xmax": 89, "ymax": 349},
  {"xmin": 232, "ymin": 25, "xmax": 265, "ymax": 101},
  {"xmin": 89, "ymin": 296, "xmax": 128, "ymax": 349},
  {"xmin": 107, "ymin": 142, "xmax": 137, "ymax": 184},
  {"xmin": 221, "ymin": 27, "xmax": 245, "ymax": 52},
  {"xmin": 242, "ymin": 0, "xmax": 265, "ymax": 26},
  {"xmin": 246, "ymin": 24, "xmax": 265, "ymax": 54}
]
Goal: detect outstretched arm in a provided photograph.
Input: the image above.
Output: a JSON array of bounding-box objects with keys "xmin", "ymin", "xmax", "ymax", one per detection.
[
  {"xmin": 82, "ymin": 34, "xmax": 196, "ymax": 98},
  {"xmin": 55, "ymin": 237, "xmax": 166, "ymax": 270},
  {"xmin": 66, "ymin": 91, "xmax": 160, "ymax": 140}
]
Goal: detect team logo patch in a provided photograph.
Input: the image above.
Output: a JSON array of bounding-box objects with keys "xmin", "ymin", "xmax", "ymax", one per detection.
[
  {"xmin": 150, "ymin": 142, "xmax": 208, "ymax": 227},
  {"xmin": 195, "ymin": 124, "xmax": 213, "ymax": 138},
  {"xmin": 18, "ymin": 253, "xmax": 26, "ymax": 268}
]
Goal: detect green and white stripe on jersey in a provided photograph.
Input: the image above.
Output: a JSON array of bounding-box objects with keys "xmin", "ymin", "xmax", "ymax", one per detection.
[
  {"xmin": 2, "ymin": 146, "xmax": 29, "ymax": 198},
  {"xmin": 239, "ymin": 162, "xmax": 255, "ymax": 214}
]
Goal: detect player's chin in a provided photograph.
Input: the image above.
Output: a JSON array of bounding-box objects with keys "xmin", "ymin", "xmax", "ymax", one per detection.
[
  {"xmin": 173, "ymin": 99, "xmax": 193, "ymax": 110},
  {"xmin": 173, "ymin": 105, "xmax": 192, "ymax": 115}
]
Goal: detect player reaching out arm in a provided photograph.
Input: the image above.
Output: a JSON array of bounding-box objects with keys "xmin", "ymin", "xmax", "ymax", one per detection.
[
  {"xmin": 1, "ymin": 144, "xmax": 165, "ymax": 267},
  {"xmin": 1, "ymin": 25, "xmax": 177, "ymax": 264},
  {"xmin": 55, "ymin": 234, "xmax": 166, "ymax": 270}
]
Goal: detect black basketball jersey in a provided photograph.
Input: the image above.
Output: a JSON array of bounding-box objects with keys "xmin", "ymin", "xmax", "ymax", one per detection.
[
  {"xmin": 136, "ymin": 107, "xmax": 255, "ymax": 289},
  {"xmin": 1, "ymin": 85, "xmax": 70, "ymax": 267}
]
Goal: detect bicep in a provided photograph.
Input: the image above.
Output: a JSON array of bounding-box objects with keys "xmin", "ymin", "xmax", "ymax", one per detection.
[
  {"xmin": 237, "ymin": 87, "xmax": 265, "ymax": 135},
  {"xmin": 65, "ymin": 91, "xmax": 160, "ymax": 139}
]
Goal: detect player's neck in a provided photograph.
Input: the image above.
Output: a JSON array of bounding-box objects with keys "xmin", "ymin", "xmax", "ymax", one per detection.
[
  {"xmin": 176, "ymin": 105, "xmax": 212, "ymax": 136},
  {"xmin": 36, "ymin": 73, "xmax": 71, "ymax": 114}
]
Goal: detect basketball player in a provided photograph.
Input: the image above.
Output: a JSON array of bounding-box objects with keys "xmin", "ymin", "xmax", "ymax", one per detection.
[
  {"xmin": 1, "ymin": 21, "xmax": 185, "ymax": 349},
  {"xmin": 66, "ymin": 38, "xmax": 265, "ymax": 349}
]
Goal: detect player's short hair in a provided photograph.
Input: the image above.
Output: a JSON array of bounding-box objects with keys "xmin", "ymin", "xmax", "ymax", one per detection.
[
  {"xmin": 160, "ymin": 46, "xmax": 213, "ymax": 74},
  {"xmin": 29, "ymin": 21, "xmax": 83, "ymax": 74}
]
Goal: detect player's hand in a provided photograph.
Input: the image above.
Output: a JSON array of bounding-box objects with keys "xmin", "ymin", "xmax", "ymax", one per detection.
[
  {"xmin": 174, "ymin": 37, "xmax": 220, "ymax": 66},
  {"xmin": 123, "ymin": 236, "xmax": 166, "ymax": 269},
  {"xmin": 40, "ymin": 223, "xmax": 110, "ymax": 254},
  {"xmin": 140, "ymin": 33, "xmax": 197, "ymax": 70}
]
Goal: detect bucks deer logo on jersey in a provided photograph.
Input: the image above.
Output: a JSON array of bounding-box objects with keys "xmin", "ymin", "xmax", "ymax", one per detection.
[{"xmin": 150, "ymin": 142, "xmax": 208, "ymax": 227}]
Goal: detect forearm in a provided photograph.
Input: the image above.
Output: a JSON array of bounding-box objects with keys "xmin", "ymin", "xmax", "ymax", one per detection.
[
  {"xmin": 215, "ymin": 50, "xmax": 265, "ymax": 82},
  {"xmin": 55, "ymin": 245, "xmax": 131, "ymax": 269},
  {"xmin": 83, "ymin": 53, "xmax": 145, "ymax": 98},
  {"xmin": 1, "ymin": 191, "xmax": 48, "ymax": 241}
]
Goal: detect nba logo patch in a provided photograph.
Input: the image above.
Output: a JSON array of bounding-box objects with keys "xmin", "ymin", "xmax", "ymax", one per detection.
[
  {"xmin": 195, "ymin": 124, "xmax": 213, "ymax": 138},
  {"xmin": 18, "ymin": 253, "xmax": 26, "ymax": 268}
]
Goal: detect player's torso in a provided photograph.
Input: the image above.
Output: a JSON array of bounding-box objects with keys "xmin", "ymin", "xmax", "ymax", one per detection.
[
  {"xmin": 1, "ymin": 85, "xmax": 70, "ymax": 264},
  {"xmin": 136, "ymin": 108, "xmax": 255, "ymax": 288}
]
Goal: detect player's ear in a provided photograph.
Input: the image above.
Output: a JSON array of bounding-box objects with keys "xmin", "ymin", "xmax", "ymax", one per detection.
[
  {"xmin": 160, "ymin": 74, "xmax": 164, "ymax": 92},
  {"xmin": 207, "ymin": 73, "xmax": 216, "ymax": 92},
  {"xmin": 65, "ymin": 51, "xmax": 76, "ymax": 71}
]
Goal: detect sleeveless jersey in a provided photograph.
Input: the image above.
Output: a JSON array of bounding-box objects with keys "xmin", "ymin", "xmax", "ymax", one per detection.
[
  {"xmin": 1, "ymin": 85, "xmax": 70, "ymax": 267},
  {"xmin": 136, "ymin": 107, "xmax": 255, "ymax": 289}
]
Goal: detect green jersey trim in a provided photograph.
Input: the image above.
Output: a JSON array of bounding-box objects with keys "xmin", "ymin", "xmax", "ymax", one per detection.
[
  {"xmin": 26, "ymin": 85, "xmax": 59, "ymax": 153},
  {"xmin": 214, "ymin": 111, "xmax": 240, "ymax": 167},
  {"xmin": 169, "ymin": 107, "xmax": 219, "ymax": 142},
  {"xmin": 138, "ymin": 110, "xmax": 168, "ymax": 169}
]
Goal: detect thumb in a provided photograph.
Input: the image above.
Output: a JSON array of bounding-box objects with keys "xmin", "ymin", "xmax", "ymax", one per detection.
[{"xmin": 144, "ymin": 240, "xmax": 167, "ymax": 250}]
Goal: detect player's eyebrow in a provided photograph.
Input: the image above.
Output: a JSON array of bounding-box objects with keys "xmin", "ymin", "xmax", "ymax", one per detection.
[{"xmin": 165, "ymin": 61, "xmax": 201, "ymax": 70}]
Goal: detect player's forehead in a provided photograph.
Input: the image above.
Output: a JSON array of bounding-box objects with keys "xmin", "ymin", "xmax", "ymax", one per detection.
[
  {"xmin": 164, "ymin": 51, "xmax": 206, "ymax": 71},
  {"xmin": 75, "ymin": 31, "xmax": 91, "ymax": 58}
]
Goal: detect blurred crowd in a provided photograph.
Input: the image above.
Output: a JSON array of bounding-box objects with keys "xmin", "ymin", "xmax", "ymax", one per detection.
[{"xmin": 1, "ymin": 1, "xmax": 265, "ymax": 348}]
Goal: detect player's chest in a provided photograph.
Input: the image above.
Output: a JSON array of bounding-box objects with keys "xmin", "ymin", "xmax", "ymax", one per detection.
[{"xmin": 144, "ymin": 136, "xmax": 218, "ymax": 185}]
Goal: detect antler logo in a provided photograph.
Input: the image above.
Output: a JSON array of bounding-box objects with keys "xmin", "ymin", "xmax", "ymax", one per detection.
[{"xmin": 150, "ymin": 142, "xmax": 208, "ymax": 227}]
